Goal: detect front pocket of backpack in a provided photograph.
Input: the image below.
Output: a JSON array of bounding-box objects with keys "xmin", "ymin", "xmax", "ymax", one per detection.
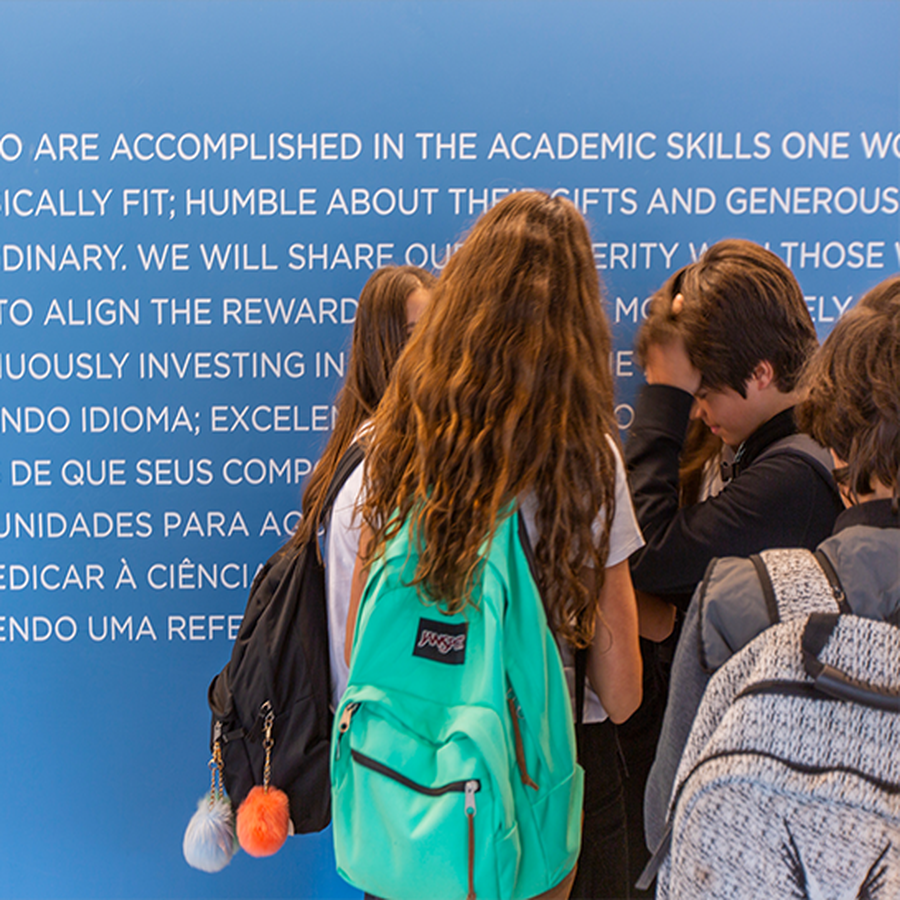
[
  {"xmin": 342, "ymin": 749, "xmax": 482, "ymax": 900},
  {"xmin": 332, "ymin": 701, "xmax": 515, "ymax": 900}
]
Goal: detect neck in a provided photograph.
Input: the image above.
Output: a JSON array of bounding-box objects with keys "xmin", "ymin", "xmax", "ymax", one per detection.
[{"xmin": 765, "ymin": 388, "xmax": 803, "ymax": 421}]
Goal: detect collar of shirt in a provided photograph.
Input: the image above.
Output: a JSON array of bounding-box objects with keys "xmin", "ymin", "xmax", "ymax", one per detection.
[
  {"xmin": 730, "ymin": 407, "xmax": 797, "ymax": 479},
  {"xmin": 834, "ymin": 498, "xmax": 900, "ymax": 533}
]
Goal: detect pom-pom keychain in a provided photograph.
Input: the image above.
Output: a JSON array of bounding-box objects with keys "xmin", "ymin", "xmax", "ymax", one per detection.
[
  {"xmin": 237, "ymin": 703, "xmax": 291, "ymax": 856},
  {"xmin": 236, "ymin": 703, "xmax": 291, "ymax": 857},
  {"xmin": 183, "ymin": 731, "xmax": 238, "ymax": 872}
]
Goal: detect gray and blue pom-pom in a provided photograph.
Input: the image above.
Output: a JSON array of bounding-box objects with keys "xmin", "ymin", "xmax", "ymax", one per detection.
[{"xmin": 183, "ymin": 795, "xmax": 238, "ymax": 873}]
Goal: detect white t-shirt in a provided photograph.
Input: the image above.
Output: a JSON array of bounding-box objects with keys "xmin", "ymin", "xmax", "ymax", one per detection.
[
  {"xmin": 519, "ymin": 441, "xmax": 644, "ymax": 723},
  {"xmin": 325, "ymin": 437, "xmax": 644, "ymax": 719},
  {"xmin": 325, "ymin": 453, "xmax": 366, "ymax": 709}
]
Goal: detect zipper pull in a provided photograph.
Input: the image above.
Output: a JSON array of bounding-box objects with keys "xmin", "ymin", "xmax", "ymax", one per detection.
[
  {"xmin": 336, "ymin": 703, "xmax": 358, "ymax": 760},
  {"xmin": 338, "ymin": 702, "xmax": 358, "ymax": 733},
  {"xmin": 464, "ymin": 780, "xmax": 478, "ymax": 816}
]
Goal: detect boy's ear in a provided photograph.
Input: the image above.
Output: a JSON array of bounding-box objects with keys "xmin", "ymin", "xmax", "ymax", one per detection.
[{"xmin": 749, "ymin": 360, "xmax": 776, "ymax": 391}]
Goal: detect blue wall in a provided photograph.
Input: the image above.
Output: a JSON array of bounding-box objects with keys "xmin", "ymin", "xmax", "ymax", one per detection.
[{"xmin": 1, "ymin": 2, "xmax": 898, "ymax": 897}]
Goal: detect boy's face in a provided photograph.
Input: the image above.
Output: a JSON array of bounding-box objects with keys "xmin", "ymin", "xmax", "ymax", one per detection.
[{"xmin": 692, "ymin": 385, "xmax": 764, "ymax": 448}]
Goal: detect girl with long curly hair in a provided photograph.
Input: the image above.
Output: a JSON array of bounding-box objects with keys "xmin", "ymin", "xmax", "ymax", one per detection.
[{"xmin": 346, "ymin": 192, "xmax": 643, "ymax": 898}]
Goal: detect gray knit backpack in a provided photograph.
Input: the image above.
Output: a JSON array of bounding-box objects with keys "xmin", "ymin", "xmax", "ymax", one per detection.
[{"xmin": 655, "ymin": 547, "xmax": 900, "ymax": 899}]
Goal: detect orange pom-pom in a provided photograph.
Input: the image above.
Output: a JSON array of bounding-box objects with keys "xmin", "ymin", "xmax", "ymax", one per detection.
[{"xmin": 236, "ymin": 785, "xmax": 290, "ymax": 857}]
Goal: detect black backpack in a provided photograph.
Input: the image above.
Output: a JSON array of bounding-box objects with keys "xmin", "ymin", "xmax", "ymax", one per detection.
[{"xmin": 207, "ymin": 443, "xmax": 364, "ymax": 834}]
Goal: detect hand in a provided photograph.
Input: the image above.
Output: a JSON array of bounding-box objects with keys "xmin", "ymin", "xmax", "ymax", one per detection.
[
  {"xmin": 642, "ymin": 335, "xmax": 701, "ymax": 395},
  {"xmin": 641, "ymin": 293, "xmax": 702, "ymax": 394}
]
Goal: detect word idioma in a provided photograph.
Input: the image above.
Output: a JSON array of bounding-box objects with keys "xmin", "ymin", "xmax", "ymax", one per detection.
[{"xmin": 0, "ymin": 405, "xmax": 195, "ymax": 434}]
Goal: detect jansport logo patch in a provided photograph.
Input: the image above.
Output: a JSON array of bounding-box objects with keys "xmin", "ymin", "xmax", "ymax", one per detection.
[{"xmin": 413, "ymin": 618, "xmax": 468, "ymax": 665}]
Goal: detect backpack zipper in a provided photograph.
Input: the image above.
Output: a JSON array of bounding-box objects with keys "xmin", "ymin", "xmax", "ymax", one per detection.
[
  {"xmin": 465, "ymin": 780, "xmax": 478, "ymax": 900},
  {"xmin": 507, "ymin": 693, "xmax": 539, "ymax": 790},
  {"xmin": 349, "ymin": 749, "xmax": 481, "ymax": 899}
]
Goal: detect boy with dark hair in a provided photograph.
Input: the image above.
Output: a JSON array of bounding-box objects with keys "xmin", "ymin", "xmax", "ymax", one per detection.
[
  {"xmin": 644, "ymin": 272, "xmax": 900, "ymax": 856},
  {"xmin": 626, "ymin": 238, "xmax": 842, "ymax": 602},
  {"xmin": 621, "ymin": 240, "xmax": 843, "ymax": 893}
]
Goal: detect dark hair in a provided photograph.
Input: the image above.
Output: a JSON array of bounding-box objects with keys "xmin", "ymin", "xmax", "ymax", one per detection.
[
  {"xmin": 362, "ymin": 191, "xmax": 620, "ymax": 649},
  {"xmin": 292, "ymin": 265, "xmax": 436, "ymax": 548},
  {"xmin": 678, "ymin": 239, "xmax": 818, "ymax": 397},
  {"xmin": 796, "ymin": 274, "xmax": 900, "ymax": 510},
  {"xmin": 634, "ymin": 273, "xmax": 682, "ymax": 369}
]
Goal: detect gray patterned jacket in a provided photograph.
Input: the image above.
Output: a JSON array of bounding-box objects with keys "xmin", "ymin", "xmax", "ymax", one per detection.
[{"xmin": 644, "ymin": 501, "xmax": 900, "ymax": 854}]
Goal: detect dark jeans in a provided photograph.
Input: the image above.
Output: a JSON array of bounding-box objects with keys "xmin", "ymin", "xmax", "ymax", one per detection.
[{"xmin": 570, "ymin": 718, "xmax": 629, "ymax": 900}]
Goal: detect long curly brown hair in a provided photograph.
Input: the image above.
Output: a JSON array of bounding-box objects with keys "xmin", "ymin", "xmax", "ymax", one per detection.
[
  {"xmin": 362, "ymin": 191, "xmax": 620, "ymax": 649},
  {"xmin": 292, "ymin": 265, "xmax": 436, "ymax": 549}
]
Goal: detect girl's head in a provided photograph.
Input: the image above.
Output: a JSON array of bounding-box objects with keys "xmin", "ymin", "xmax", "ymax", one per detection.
[
  {"xmin": 294, "ymin": 265, "xmax": 435, "ymax": 547},
  {"xmin": 346, "ymin": 265, "xmax": 436, "ymax": 416},
  {"xmin": 365, "ymin": 191, "xmax": 619, "ymax": 647}
]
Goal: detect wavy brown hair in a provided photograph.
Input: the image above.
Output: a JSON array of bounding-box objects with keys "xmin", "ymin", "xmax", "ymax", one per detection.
[
  {"xmin": 362, "ymin": 191, "xmax": 620, "ymax": 649},
  {"xmin": 796, "ymin": 274, "xmax": 900, "ymax": 511},
  {"xmin": 292, "ymin": 265, "xmax": 436, "ymax": 549}
]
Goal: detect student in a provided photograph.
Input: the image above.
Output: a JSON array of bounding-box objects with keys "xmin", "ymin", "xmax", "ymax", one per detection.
[
  {"xmin": 644, "ymin": 272, "xmax": 900, "ymax": 853},
  {"xmin": 290, "ymin": 264, "xmax": 435, "ymax": 708},
  {"xmin": 347, "ymin": 192, "xmax": 644, "ymax": 899},
  {"xmin": 622, "ymin": 240, "xmax": 843, "ymax": 892},
  {"xmin": 626, "ymin": 239, "xmax": 842, "ymax": 605}
]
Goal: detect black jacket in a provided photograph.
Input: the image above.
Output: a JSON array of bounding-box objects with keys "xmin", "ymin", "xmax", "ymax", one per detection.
[{"xmin": 625, "ymin": 385, "xmax": 843, "ymax": 606}]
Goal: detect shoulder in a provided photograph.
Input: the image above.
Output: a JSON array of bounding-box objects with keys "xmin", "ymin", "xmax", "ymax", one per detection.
[
  {"xmin": 696, "ymin": 555, "xmax": 773, "ymax": 671},
  {"xmin": 519, "ymin": 434, "xmax": 644, "ymax": 564},
  {"xmin": 602, "ymin": 436, "xmax": 645, "ymax": 565},
  {"xmin": 751, "ymin": 433, "xmax": 833, "ymax": 477},
  {"xmin": 741, "ymin": 446, "xmax": 834, "ymax": 496}
]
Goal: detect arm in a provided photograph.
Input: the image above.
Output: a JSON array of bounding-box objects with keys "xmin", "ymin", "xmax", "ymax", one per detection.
[
  {"xmin": 344, "ymin": 523, "xmax": 372, "ymax": 666},
  {"xmin": 624, "ymin": 384, "xmax": 695, "ymax": 597},
  {"xmin": 586, "ymin": 559, "xmax": 642, "ymax": 724},
  {"xmin": 629, "ymin": 448, "xmax": 836, "ymax": 600}
]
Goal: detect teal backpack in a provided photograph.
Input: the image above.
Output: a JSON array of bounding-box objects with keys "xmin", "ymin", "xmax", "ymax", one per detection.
[{"xmin": 331, "ymin": 510, "xmax": 583, "ymax": 900}]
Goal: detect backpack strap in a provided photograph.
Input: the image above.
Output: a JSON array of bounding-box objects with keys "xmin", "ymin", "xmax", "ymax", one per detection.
[
  {"xmin": 749, "ymin": 554, "xmax": 779, "ymax": 625},
  {"xmin": 802, "ymin": 612, "xmax": 900, "ymax": 712},
  {"xmin": 754, "ymin": 548, "xmax": 843, "ymax": 623},
  {"xmin": 314, "ymin": 442, "xmax": 365, "ymax": 558},
  {"xmin": 753, "ymin": 433, "xmax": 841, "ymax": 506},
  {"xmin": 813, "ymin": 549, "xmax": 851, "ymax": 614},
  {"xmin": 321, "ymin": 442, "xmax": 365, "ymax": 522}
]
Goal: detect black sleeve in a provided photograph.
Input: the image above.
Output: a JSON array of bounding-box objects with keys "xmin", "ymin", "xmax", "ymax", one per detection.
[
  {"xmin": 624, "ymin": 384, "xmax": 694, "ymax": 552},
  {"xmin": 625, "ymin": 387, "xmax": 839, "ymax": 602}
]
